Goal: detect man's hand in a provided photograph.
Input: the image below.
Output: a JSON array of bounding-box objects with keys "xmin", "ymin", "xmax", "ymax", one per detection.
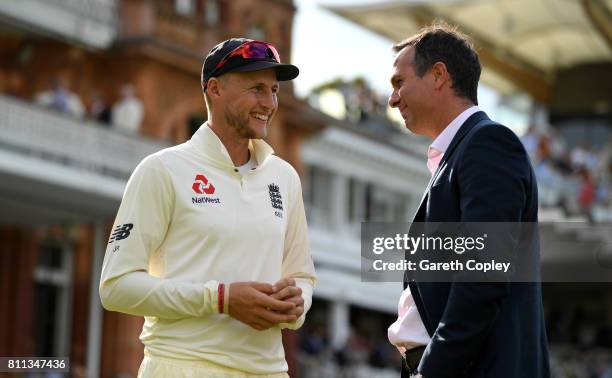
[
  {"xmin": 228, "ymin": 282, "xmax": 297, "ymax": 331},
  {"xmin": 271, "ymin": 278, "xmax": 304, "ymax": 319}
]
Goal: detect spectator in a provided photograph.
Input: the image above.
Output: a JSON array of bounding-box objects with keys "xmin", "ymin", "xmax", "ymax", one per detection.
[
  {"xmin": 537, "ymin": 134, "xmax": 552, "ymax": 161},
  {"xmin": 89, "ymin": 92, "xmax": 111, "ymax": 125},
  {"xmin": 571, "ymin": 143, "xmax": 600, "ymax": 172},
  {"xmin": 548, "ymin": 129, "xmax": 568, "ymax": 167},
  {"xmin": 300, "ymin": 325, "xmax": 328, "ymax": 356},
  {"xmin": 311, "ymin": 77, "xmax": 392, "ymax": 125},
  {"xmin": 553, "ymin": 151, "xmax": 573, "ymax": 176},
  {"xmin": 342, "ymin": 329, "xmax": 371, "ymax": 365},
  {"xmin": 520, "ymin": 125, "xmax": 540, "ymax": 160},
  {"xmin": 599, "ymin": 141, "xmax": 612, "ymax": 181},
  {"xmin": 111, "ymin": 84, "xmax": 143, "ymax": 134},
  {"xmin": 578, "ymin": 167, "xmax": 596, "ymax": 219},
  {"xmin": 35, "ymin": 77, "xmax": 85, "ymax": 118}
]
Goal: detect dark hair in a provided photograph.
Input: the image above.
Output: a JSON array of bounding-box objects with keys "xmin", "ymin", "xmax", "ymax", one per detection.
[{"xmin": 393, "ymin": 23, "xmax": 481, "ymax": 105}]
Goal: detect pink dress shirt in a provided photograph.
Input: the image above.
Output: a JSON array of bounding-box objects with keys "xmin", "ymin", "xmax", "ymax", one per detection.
[{"xmin": 388, "ymin": 106, "xmax": 480, "ymax": 354}]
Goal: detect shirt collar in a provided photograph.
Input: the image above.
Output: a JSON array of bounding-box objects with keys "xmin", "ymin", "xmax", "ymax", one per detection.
[
  {"xmin": 430, "ymin": 105, "xmax": 480, "ymax": 154},
  {"xmin": 189, "ymin": 122, "xmax": 275, "ymax": 169}
]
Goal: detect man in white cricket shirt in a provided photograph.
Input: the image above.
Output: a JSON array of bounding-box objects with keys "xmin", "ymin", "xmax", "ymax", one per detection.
[{"xmin": 99, "ymin": 38, "xmax": 316, "ymax": 378}]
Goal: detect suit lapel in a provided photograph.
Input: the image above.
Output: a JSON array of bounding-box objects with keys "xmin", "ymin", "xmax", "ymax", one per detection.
[
  {"xmin": 410, "ymin": 111, "xmax": 491, "ymax": 223},
  {"xmin": 412, "ymin": 192, "xmax": 428, "ymax": 222},
  {"xmin": 438, "ymin": 111, "xmax": 490, "ymax": 168},
  {"xmin": 406, "ymin": 112, "xmax": 494, "ymax": 337}
]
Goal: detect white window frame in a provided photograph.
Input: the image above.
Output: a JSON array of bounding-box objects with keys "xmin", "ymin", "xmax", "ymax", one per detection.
[{"xmin": 34, "ymin": 242, "xmax": 74, "ymax": 357}]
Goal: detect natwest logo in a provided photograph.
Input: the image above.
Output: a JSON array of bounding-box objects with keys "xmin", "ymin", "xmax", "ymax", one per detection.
[{"xmin": 192, "ymin": 174, "xmax": 215, "ymax": 195}]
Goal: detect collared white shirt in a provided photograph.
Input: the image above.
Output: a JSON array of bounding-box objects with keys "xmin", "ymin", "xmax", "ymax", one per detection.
[
  {"xmin": 99, "ymin": 123, "xmax": 316, "ymax": 374},
  {"xmin": 388, "ymin": 106, "xmax": 480, "ymax": 354},
  {"xmin": 237, "ymin": 149, "xmax": 258, "ymax": 175}
]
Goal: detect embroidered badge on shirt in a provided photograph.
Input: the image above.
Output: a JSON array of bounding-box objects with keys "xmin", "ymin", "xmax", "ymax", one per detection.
[
  {"xmin": 192, "ymin": 174, "xmax": 215, "ymax": 195},
  {"xmin": 268, "ymin": 183, "xmax": 283, "ymax": 218},
  {"xmin": 192, "ymin": 174, "xmax": 221, "ymax": 205}
]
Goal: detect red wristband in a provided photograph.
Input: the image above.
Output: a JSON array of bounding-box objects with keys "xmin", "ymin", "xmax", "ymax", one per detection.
[{"xmin": 218, "ymin": 283, "xmax": 225, "ymax": 314}]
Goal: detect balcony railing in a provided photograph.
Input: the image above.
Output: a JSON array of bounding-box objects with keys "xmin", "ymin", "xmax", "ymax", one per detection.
[
  {"xmin": 0, "ymin": 94, "xmax": 168, "ymax": 181},
  {"xmin": 151, "ymin": 1, "xmax": 229, "ymax": 54},
  {"xmin": 0, "ymin": 0, "xmax": 118, "ymax": 48},
  {"xmin": 46, "ymin": 0, "xmax": 117, "ymax": 25}
]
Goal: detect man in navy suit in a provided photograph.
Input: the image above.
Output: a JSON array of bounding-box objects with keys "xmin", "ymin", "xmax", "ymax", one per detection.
[{"xmin": 386, "ymin": 24, "xmax": 550, "ymax": 378}]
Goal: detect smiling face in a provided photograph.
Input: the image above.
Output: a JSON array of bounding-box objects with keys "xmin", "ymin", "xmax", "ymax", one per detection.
[
  {"xmin": 215, "ymin": 69, "xmax": 279, "ymax": 140},
  {"xmin": 388, "ymin": 46, "xmax": 437, "ymax": 138}
]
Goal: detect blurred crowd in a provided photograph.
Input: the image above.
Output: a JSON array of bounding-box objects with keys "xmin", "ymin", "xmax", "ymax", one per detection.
[
  {"xmin": 32, "ymin": 77, "xmax": 143, "ymax": 135},
  {"xmin": 310, "ymin": 77, "xmax": 612, "ymax": 223},
  {"xmin": 546, "ymin": 304, "xmax": 612, "ymax": 378},
  {"xmin": 550, "ymin": 345, "xmax": 612, "ymax": 378},
  {"xmin": 297, "ymin": 324, "xmax": 400, "ymax": 378},
  {"xmin": 296, "ymin": 325, "xmax": 612, "ymax": 378},
  {"xmin": 295, "ymin": 289, "xmax": 612, "ymax": 377},
  {"xmin": 331, "ymin": 78, "xmax": 389, "ymax": 124},
  {"xmin": 521, "ymin": 126, "xmax": 612, "ymax": 222},
  {"xmin": 310, "ymin": 77, "xmax": 393, "ymax": 130}
]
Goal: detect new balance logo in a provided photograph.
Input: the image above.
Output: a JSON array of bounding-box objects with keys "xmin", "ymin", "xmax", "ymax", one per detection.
[
  {"xmin": 269, "ymin": 183, "xmax": 283, "ymax": 211},
  {"xmin": 108, "ymin": 223, "xmax": 133, "ymax": 244}
]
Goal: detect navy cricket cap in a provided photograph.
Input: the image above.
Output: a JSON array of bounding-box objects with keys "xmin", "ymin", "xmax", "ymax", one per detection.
[{"xmin": 201, "ymin": 38, "xmax": 299, "ymax": 92}]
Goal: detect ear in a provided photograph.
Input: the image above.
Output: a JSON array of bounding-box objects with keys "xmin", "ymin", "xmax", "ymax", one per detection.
[
  {"xmin": 207, "ymin": 77, "xmax": 222, "ymax": 98},
  {"xmin": 431, "ymin": 61, "xmax": 449, "ymax": 90}
]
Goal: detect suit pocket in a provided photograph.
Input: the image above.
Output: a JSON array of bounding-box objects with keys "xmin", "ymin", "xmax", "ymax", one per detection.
[{"xmin": 430, "ymin": 177, "xmax": 447, "ymax": 190}]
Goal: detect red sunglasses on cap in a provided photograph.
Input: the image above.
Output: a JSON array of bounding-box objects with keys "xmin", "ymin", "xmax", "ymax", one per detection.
[
  {"xmin": 202, "ymin": 40, "xmax": 282, "ymax": 91},
  {"xmin": 214, "ymin": 40, "xmax": 281, "ymax": 71},
  {"xmin": 202, "ymin": 38, "xmax": 300, "ymax": 92}
]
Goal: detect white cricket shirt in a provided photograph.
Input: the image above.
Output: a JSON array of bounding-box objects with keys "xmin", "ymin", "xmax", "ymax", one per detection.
[{"xmin": 99, "ymin": 123, "xmax": 316, "ymax": 374}]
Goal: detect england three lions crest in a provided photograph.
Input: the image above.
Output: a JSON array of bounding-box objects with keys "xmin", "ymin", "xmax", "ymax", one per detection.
[{"xmin": 268, "ymin": 183, "xmax": 283, "ymax": 218}]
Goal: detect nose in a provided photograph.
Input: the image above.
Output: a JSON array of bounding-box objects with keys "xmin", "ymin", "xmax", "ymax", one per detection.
[
  {"xmin": 388, "ymin": 89, "xmax": 400, "ymax": 108},
  {"xmin": 259, "ymin": 88, "xmax": 276, "ymax": 112}
]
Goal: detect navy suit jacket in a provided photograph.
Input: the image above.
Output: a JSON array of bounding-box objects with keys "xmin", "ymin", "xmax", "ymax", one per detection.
[{"xmin": 403, "ymin": 112, "xmax": 550, "ymax": 378}]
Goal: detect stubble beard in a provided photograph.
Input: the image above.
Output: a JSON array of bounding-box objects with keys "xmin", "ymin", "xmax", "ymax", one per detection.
[{"xmin": 224, "ymin": 104, "xmax": 269, "ymax": 140}]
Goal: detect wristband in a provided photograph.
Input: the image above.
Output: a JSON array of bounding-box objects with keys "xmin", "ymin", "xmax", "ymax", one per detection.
[
  {"xmin": 218, "ymin": 283, "xmax": 225, "ymax": 314},
  {"xmin": 224, "ymin": 283, "xmax": 230, "ymax": 314}
]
